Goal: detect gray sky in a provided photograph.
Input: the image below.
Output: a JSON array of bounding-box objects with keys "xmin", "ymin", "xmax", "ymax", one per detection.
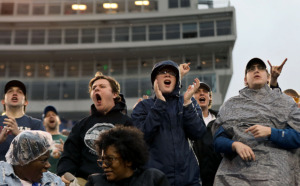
[{"xmin": 225, "ymin": 0, "xmax": 300, "ymax": 101}]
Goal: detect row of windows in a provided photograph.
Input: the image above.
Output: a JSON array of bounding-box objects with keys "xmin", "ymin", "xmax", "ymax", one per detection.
[
  {"xmin": 0, "ymin": 73, "xmax": 216, "ymax": 100},
  {"xmin": 0, "ymin": 0, "xmax": 194, "ymax": 16},
  {"xmin": 0, "ymin": 53, "xmax": 229, "ymax": 78},
  {"xmin": 0, "ymin": 20, "xmax": 231, "ymax": 45},
  {"xmin": 0, "ymin": 0, "xmax": 159, "ymax": 15}
]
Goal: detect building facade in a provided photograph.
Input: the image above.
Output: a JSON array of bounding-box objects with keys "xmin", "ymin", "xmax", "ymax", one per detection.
[{"xmin": 0, "ymin": 0, "xmax": 236, "ymax": 122}]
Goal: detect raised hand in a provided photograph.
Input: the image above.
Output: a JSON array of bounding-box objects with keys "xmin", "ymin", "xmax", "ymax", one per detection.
[
  {"xmin": 3, "ymin": 116, "xmax": 20, "ymax": 136},
  {"xmin": 183, "ymin": 78, "xmax": 200, "ymax": 105},
  {"xmin": 267, "ymin": 58, "xmax": 287, "ymax": 86},
  {"xmin": 154, "ymin": 79, "xmax": 166, "ymax": 102},
  {"xmin": 179, "ymin": 62, "xmax": 191, "ymax": 79}
]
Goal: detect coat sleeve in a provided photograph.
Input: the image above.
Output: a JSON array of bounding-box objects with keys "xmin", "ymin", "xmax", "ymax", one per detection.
[
  {"xmin": 182, "ymin": 97, "xmax": 206, "ymax": 140},
  {"xmin": 131, "ymin": 99, "xmax": 167, "ymax": 143},
  {"xmin": 269, "ymin": 127, "xmax": 300, "ymax": 149},
  {"xmin": 56, "ymin": 121, "xmax": 84, "ymax": 176}
]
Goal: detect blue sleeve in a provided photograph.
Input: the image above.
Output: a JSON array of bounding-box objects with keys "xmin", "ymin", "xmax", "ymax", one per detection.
[
  {"xmin": 269, "ymin": 126, "xmax": 300, "ymax": 149},
  {"xmin": 182, "ymin": 97, "xmax": 206, "ymax": 140},
  {"xmin": 131, "ymin": 99, "xmax": 167, "ymax": 143},
  {"xmin": 213, "ymin": 126, "xmax": 235, "ymax": 154}
]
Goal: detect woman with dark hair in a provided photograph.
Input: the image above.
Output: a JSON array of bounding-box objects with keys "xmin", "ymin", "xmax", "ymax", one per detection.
[{"xmin": 85, "ymin": 126, "xmax": 169, "ymax": 186}]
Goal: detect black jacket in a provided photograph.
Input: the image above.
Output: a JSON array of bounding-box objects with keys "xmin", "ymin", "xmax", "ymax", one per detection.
[
  {"xmin": 192, "ymin": 109, "xmax": 222, "ymax": 186},
  {"xmin": 57, "ymin": 102, "xmax": 133, "ymax": 180},
  {"xmin": 85, "ymin": 168, "xmax": 170, "ymax": 186}
]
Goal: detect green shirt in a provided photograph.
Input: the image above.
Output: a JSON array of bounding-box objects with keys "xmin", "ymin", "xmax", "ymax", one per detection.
[{"xmin": 49, "ymin": 134, "xmax": 68, "ymax": 173}]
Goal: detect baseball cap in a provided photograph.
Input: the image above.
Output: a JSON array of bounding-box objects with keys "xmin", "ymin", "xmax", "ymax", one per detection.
[
  {"xmin": 4, "ymin": 80, "xmax": 26, "ymax": 96},
  {"xmin": 198, "ymin": 82, "xmax": 211, "ymax": 92},
  {"xmin": 245, "ymin": 58, "xmax": 267, "ymax": 74},
  {"xmin": 43, "ymin": 105, "xmax": 58, "ymax": 118}
]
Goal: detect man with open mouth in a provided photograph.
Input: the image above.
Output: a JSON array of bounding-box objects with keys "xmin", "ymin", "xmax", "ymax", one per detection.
[
  {"xmin": 57, "ymin": 72, "xmax": 133, "ymax": 186},
  {"xmin": 132, "ymin": 60, "xmax": 206, "ymax": 186},
  {"xmin": 0, "ymin": 80, "xmax": 45, "ymax": 161}
]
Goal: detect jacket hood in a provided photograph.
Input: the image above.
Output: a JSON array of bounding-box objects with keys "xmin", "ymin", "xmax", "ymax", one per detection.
[
  {"xmin": 151, "ymin": 60, "xmax": 181, "ymax": 96},
  {"xmin": 91, "ymin": 101, "xmax": 127, "ymax": 115}
]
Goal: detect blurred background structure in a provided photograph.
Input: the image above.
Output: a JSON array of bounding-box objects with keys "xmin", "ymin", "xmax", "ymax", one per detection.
[{"xmin": 0, "ymin": 0, "xmax": 236, "ymax": 128}]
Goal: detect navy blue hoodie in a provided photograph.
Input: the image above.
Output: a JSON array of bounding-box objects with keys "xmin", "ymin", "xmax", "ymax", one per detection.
[{"xmin": 132, "ymin": 60, "xmax": 206, "ymax": 186}]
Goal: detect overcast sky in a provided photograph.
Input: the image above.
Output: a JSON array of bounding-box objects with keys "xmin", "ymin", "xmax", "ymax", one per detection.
[{"xmin": 224, "ymin": 0, "xmax": 300, "ymax": 101}]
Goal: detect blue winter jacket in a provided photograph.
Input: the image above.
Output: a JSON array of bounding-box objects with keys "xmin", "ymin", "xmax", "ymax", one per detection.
[{"xmin": 132, "ymin": 60, "xmax": 206, "ymax": 186}]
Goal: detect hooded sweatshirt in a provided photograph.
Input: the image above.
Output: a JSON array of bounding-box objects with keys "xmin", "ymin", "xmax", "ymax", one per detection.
[
  {"xmin": 131, "ymin": 60, "xmax": 206, "ymax": 186},
  {"xmin": 57, "ymin": 102, "xmax": 132, "ymax": 180}
]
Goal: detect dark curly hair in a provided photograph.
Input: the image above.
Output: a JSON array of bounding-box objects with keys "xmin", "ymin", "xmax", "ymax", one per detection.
[{"xmin": 95, "ymin": 126, "xmax": 149, "ymax": 170}]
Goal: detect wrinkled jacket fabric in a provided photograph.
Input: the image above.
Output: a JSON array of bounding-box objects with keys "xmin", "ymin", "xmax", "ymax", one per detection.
[
  {"xmin": 131, "ymin": 60, "xmax": 206, "ymax": 186},
  {"xmin": 213, "ymin": 84, "xmax": 300, "ymax": 186}
]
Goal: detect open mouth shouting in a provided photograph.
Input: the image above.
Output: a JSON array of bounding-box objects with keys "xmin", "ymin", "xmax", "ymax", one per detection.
[
  {"xmin": 164, "ymin": 80, "xmax": 171, "ymax": 86},
  {"xmin": 96, "ymin": 94, "xmax": 102, "ymax": 102}
]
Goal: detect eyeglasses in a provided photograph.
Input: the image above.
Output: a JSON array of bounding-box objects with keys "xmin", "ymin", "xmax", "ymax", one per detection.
[
  {"xmin": 246, "ymin": 65, "xmax": 266, "ymax": 73},
  {"xmin": 97, "ymin": 156, "xmax": 120, "ymax": 168},
  {"xmin": 157, "ymin": 70, "xmax": 176, "ymax": 77}
]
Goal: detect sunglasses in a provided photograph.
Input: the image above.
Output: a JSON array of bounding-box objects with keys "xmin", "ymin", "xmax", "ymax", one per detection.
[
  {"xmin": 97, "ymin": 156, "xmax": 120, "ymax": 168},
  {"xmin": 157, "ymin": 70, "xmax": 176, "ymax": 77},
  {"xmin": 246, "ymin": 65, "xmax": 266, "ymax": 73}
]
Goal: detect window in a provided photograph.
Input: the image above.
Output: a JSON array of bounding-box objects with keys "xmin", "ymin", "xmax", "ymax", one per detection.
[
  {"xmin": 169, "ymin": 0, "xmax": 190, "ymax": 8},
  {"xmin": 200, "ymin": 21, "xmax": 214, "ymax": 37},
  {"xmin": 126, "ymin": 58, "xmax": 138, "ymax": 74},
  {"xmin": 82, "ymin": 61, "xmax": 95, "ymax": 76},
  {"xmin": 217, "ymin": 20, "xmax": 231, "ymax": 35},
  {"xmin": 24, "ymin": 62, "xmax": 35, "ymax": 77},
  {"xmin": 67, "ymin": 61, "xmax": 79, "ymax": 77},
  {"xmin": 64, "ymin": 2, "xmax": 77, "ymax": 15},
  {"xmin": 47, "ymin": 82, "xmax": 60, "ymax": 100},
  {"xmin": 17, "ymin": 3, "xmax": 29, "ymax": 15},
  {"xmin": 49, "ymin": 3, "xmax": 61, "ymax": 15},
  {"xmin": 53, "ymin": 61, "xmax": 65, "ymax": 77},
  {"xmin": 82, "ymin": 28, "xmax": 95, "ymax": 43},
  {"xmin": 0, "ymin": 62, "xmax": 6, "ymax": 77},
  {"xmin": 14, "ymin": 30, "xmax": 28, "ymax": 45},
  {"xmin": 199, "ymin": 55, "xmax": 213, "ymax": 70},
  {"xmin": 1, "ymin": 3, "xmax": 14, "ymax": 15},
  {"xmin": 141, "ymin": 58, "xmax": 153, "ymax": 74},
  {"xmin": 98, "ymin": 28, "xmax": 112, "ymax": 43},
  {"xmin": 140, "ymin": 78, "xmax": 152, "ymax": 96},
  {"xmin": 182, "ymin": 23, "xmax": 197, "ymax": 38},
  {"xmin": 111, "ymin": 59, "xmax": 123, "ymax": 75},
  {"xmin": 96, "ymin": 60, "xmax": 109, "ymax": 75},
  {"xmin": 65, "ymin": 29, "xmax": 79, "ymax": 44},
  {"xmin": 115, "ymin": 27, "xmax": 129, "ymax": 42},
  {"xmin": 31, "ymin": 82, "xmax": 45, "ymax": 100},
  {"xmin": 38, "ymin": 63, "xmax": 51, "ymax": 77},
  {"xmin": 149, "ymin": 25, "xmax": 163, "ymax": 40},
  {"xmin": 78, "ymin": 79, "xmax": 90, "ymax": 99},
  {"xmin": 215, "ymin": 52, "xmax": 229, "ymax": 69},
  {"xmin": 8, "ymin": 63, "xmax": 20, "ymax": 77},
  {"xmin": 0, "ymin": 30, "xmax": 11, "ymax": 44},
  {"xmin": 31, "ymin": 30, "xmax": 45, "ymax": 44},
  {"xmin": 166, "ymin": 24, "xmax": 180, "ymax": 39},
  {"xmin": 33, "ymin": 3, "xmax": 45, "ymax": 15},
  {"xmin": 62, "ymin": 81, "xmax": 75, "ymax": 100},
  {"xmin": 125, "ymin": 78, "xmax": 138, "ymax": 97},
  {"xmin": 48, "ymin": 29, "xmax": 62, "ymax": 44},
  {"xmin": 132, "ymin": 26, "xmax": 146, "ymax": 41}
]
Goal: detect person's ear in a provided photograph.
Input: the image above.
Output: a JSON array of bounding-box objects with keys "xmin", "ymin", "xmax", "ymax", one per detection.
[{"xmin": 244, "ymin": 76, "xmax": 248, "ymax": 86}]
